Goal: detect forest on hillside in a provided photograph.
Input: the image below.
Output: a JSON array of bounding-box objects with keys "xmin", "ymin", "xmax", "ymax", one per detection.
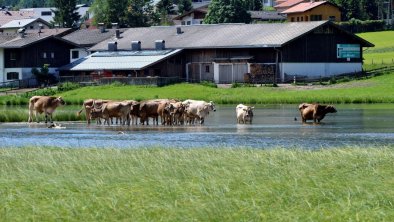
[
  {"xmin": 0, "ymin": 0, "xmax": 390, "ymax": 22},
  {"xmin": 0, "ymin": 0, "xmax": 92, "ymax": 8}
]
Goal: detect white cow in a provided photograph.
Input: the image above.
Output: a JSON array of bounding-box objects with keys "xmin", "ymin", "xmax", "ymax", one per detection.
[
  {"xmin": 182, "ymin": 100, "xmax": 216, "ymax": 124},
  {"xmin": 236, "ymin": 104, "xmax": 254, "ymax": 124}
]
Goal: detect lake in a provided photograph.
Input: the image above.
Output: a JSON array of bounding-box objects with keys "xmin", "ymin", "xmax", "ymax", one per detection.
[{"xmin": 0, "ymin": 104, "xmax": 393, "ymax": 149}]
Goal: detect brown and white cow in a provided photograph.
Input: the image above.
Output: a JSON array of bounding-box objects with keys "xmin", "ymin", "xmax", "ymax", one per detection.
[
  {"xmin": 166, "ymin": 102, "xmax": 186, "ymax": 125},
  {"xmin": 28, "ymin": 96, "xmax": 65, "ymax": 123},
  {"xmin": 182, "ymin": 100, "xmax": 216, "ymax": 124},
  {"xmin": 298, "ymin": 103, "xmax": 337, "ymax": 123},
  {"xmin": 236, "ymin": 104, "xmax": 254, "ymax": 124}
]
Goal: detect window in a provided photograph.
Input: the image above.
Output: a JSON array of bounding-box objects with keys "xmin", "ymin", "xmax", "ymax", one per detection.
[
  {"xmin": 72, "ymin": 51, "xmax": 79, "ymax": 59},
  {"xmin": 41, "ymin": 11, "xmax": 52, "ymax": 16},
  {"xmin": 297, "ymin": 17, "xmax": 299, "ymax": 22},
  {"xmin": 305, "ymin": 16, "xmax": 309, "ymax": 21},
  {"xmin": 329, "ymin": 16, "xmax": 336, "ymax": 21},
  {"xmin": 181, "ymin": 21, "xmax": 185, "ymax": 25},
  {"xmin": 7, "ymin": 72, "xmax": 19, "ymax": 80},
  {"xmin": 205, "ymin": 65, "xmax": 210, "ymax": 73},
  {"xmin": 42, "ymin": 52, "xmax": 47, "ymax": 58},
  {"xmin": 187, "ymin": 21, "xmax": 191, "ymax": 25},
  {"xmin": 311, "ymin": 15, "xmax": 322, "ymax": 21},
  {"xmin": 10, "ymin": 52, "xmax": 17, "ymax": 60},
  {"xmin": 301, "ymin": 17, "xmax": 303, "ymax": 21},
  {"xmin": 51, "ymin": 52, "xmax": 55, "ymax": 59},
  {"xmin": 291, "ymin": 17, "xmax": 294, "ymax": 22},
  {"xmin": 30, "ymin": 26, "xmax": 34, "ymax": 29}
]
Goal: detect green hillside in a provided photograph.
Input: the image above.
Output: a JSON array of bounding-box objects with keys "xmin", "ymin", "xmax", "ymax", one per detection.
[{"xmin": 358, "ymin": 31, "xmax": 394, "ymax": 68}]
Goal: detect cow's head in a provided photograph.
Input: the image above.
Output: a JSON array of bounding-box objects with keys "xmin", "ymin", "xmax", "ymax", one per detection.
[
  {"xmin": 243, "ymin": 106, "xmax": 254, "ymax": 117},
  {"xmin": 56, "ymin": 97, "xmax": 66, "ymax": 105},
  {"xmin": 325, "ymin": 105, "xmax": 337, "ymax": 113},
  {"xmin": 208, "ymin": 101, "xmax": 216, "ymax": 112},
  {"xmin": 89, "ymin": 108, "xmax": 102, "ymax": 119}
]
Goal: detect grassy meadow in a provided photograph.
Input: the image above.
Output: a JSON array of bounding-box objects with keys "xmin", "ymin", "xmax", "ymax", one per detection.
[
  {"xmin": 0, "ymin": 147, "xmax": 394, "ymax": 221},
  {"xmin": 58, "ymin": 72, "xmax": 394, "ymax": 104},
  {"xmin": 358, "ymin": 31, "xmax": 394, "ymax": 69}
]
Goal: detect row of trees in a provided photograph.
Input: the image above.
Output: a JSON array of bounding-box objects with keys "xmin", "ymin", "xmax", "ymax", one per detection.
[{"xmin": 2, "ymin": 0, "xmax": 391, "ymax": 28}]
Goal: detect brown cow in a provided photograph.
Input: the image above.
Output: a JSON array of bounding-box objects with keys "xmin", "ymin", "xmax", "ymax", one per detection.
[
  {"xmin": 298, "ymin": 103, "xmax": 337, "ymax": 123},
  {"xmin": 28, "ymin": 96, "xmax": 65, "ymax": 123},
  {"xmin": 139, "ymin": 101, "xmax": 160, "ymax": 125},
  {"xmin": 77, "ymin": 99, "xmax": 111, "ymax": 124},
  {"xmin": 90, "ymin": 102, "xmax": 130, "ymax": 125}
]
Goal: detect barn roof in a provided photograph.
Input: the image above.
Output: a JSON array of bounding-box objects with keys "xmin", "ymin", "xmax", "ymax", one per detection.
[
  {"xmin": 59, "ymin": 49, "xmax": 183, "ymax": 71},
  {"xmin": 62, "ymin": 28, "xmax": 127, "ymax": 47},
  {"xmin": 89, "ymin": 21, "xmax": 374, "ymax": 51}
]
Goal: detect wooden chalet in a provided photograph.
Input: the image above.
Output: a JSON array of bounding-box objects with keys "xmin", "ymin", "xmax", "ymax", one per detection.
[{"xmin": 0, "ymin": 28, "xmax": 76, "ymax": 82}]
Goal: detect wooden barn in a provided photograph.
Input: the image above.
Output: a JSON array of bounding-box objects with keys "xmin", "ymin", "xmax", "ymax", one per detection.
[{"xmin": 62, "ymin": 21, "xmax": 373, "ymax": 84}]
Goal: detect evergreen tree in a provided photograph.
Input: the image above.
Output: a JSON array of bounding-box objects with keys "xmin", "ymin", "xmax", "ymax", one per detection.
[
  {"xmin": 245, "ymin": 0, "xmax": 262, "ymax": 11},
  {"xmin": 156, "ymin": 0, "xmax": 175, "ymax": 15},
  {"xmin": 204, "ymin": 0, "xmax": 251, "ymax": 24},
  {"xmin": 177, "ymin": 0, "xmax": 192, "ymax": 14},
  {"xmin": 52, "ymin": 0, "xmax": 81, "ymax": 28},
  {"xmin": 125, "ymin": 0, "xmax": 159, "ymax": 27}
]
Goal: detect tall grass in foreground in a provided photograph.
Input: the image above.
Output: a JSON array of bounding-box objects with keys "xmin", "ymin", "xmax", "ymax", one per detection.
[
  {"xmin": 0, "ymin": 106, "xmax": 83, "ymax": 122},
  {"xmin": 0, "ymin": 147, "xmax": 393, "ymax": 221}
]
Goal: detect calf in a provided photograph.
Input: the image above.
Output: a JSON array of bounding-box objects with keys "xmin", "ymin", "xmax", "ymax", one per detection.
[{"xmin": 299, "ymin": 103, "xmax": 337, "ymax": 123}]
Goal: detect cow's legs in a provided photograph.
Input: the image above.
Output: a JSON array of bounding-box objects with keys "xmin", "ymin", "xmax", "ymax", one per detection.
[{"xmin": 34, "ymin": 110, "xmax": 40, "ymax": 123}]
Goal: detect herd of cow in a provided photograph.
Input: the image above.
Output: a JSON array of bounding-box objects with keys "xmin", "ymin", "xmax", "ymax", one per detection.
[{"xmin": 27, "ymin": 96, "xmax": 337, "ymax": 125}]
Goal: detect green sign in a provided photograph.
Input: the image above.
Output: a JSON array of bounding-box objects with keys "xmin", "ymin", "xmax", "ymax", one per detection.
[{"xmin": 337, "ymin": 44, "xmax": 360, "ymax": 59}]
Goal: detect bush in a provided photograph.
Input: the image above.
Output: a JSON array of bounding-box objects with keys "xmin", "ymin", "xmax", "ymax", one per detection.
[
  {"xmin": 58, "ymin": 82, "xmax": 80, "ymax": 92},
  {"xmin": 199, "ymin": 81, "xmax": 217, "ymax": 88},
  {"xmin": 337, "ymin": 19, "xmax": 386, "ymax": 33},
  {"xmin": 231, "ymin": 82, "xmax": 242, "ymax": 88}
]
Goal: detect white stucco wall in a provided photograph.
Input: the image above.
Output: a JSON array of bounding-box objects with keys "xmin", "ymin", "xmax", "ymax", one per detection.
[
  {"xmin": 70, "ymin": 48, "xmax": 90, "ymax": 63},
  {"xmin": 280, "ymin": 62, "xmax": 362, "ymax": 81},
  {"xmin": 4, "ymin": 67, "xmax": 59, "ymax": 81},
  {"xmin": 0, "ymin": 48, "xmax": 4, "ymax": 82}
]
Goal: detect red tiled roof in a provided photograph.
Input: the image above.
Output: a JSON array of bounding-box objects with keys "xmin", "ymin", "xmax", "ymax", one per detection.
[
  {"xmin": 281, "ymin": 1, "xmax": 336, "ymax": 14},
  {"xmin": 274, "ymin": 0, "xmax": 307, "ymax": 8}
]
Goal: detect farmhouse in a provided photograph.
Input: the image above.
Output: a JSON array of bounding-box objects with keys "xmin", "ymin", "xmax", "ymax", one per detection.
[
  {"xmin": 0, "ymin": 28, "xmax": 76, "ymax": 83},
  {"xmin": 60, "ymin": 21, "xmax": 373, "ymax": 83}
]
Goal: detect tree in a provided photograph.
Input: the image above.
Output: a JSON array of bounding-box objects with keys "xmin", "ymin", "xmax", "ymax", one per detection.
[
  {"xmin": 125, "ymin": 0, "xmax": 159, "ymax": 27},
  {"xmin": 52, "ymin": 0, "xmax": 81, "ymax": 28},
  {"xmin": 245, "ymin": 0, "xmax": 262, "ymax": 11},
  {"xmin": 177, "ymin": 0, "xmax": 192, "ymax": 14},
  {"xmin": 204, "ymin": 0, "xmax": 251, "ymax": 24},
  {"xmin": 156, "ymin": 0, "xmax": 175, "ymax": 15},
  {"xmin": 90, "ymin": 0, "xmax": 159, "ymax": 27}
]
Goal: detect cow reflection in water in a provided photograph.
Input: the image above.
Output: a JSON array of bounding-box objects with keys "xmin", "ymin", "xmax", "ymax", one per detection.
[{"xmin": 298, "ymin": 103, "xmax": 337, "ymax": 123}]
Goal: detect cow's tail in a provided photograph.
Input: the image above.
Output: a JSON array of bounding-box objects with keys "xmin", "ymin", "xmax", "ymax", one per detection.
[{"xmin": 76, "ymin": 106, "xmax": 84, "ymax": 116}]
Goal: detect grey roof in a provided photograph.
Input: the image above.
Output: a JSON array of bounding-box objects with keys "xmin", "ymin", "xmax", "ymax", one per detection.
[
  {"xmin": 0, "ymin": 18, "xmax": 50, "ymax": 28},
  {"xmin": 89, "ymin": 21, "xmax": 322, "ymax": 51},
  {"xmin": 62, "ymin": 28, "xmax": 126, "ymax": 47},
  {"xmin": 90, "ymin": 21, "xmax": 374, "ymax": 51},
  {"xmin": 59, "ymin": 49, "xmax": 183, "ymax": 71},
  {"xmin": 249, "ymin": 11, "xmax": 287, "ymax": 20},
  {"xmin": 0, "ymin": 28, "xmax": 73, "ymax": 48}
]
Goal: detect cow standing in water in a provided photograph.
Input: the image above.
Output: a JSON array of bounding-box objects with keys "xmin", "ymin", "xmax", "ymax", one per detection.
[
  {"xmin": 236, "ymin": 104, "xmax": 254, "ymax": 124},
  {"xmin": 77, "ymin": 99, "xmax": 110, "ymax": 124},
  {"xmin": 298, "ymin": 103, "xmax": 337, "ymax": 123},
  {"xmin": 28, "ymin": 96, "xmax": 65, "ymax": 123}
]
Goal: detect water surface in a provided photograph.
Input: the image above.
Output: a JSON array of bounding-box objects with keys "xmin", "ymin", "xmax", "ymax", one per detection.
[{"xmin": 1, "ymin": 104, "xmax": 393, "ymax": 149}]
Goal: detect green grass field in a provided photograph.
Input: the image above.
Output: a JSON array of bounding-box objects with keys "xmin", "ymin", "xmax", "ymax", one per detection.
[
  {"xmin": 358, "ymin": 31, "xmax": 394, "ymax": 67},
  {"xmin": 57, "ymin": 72, "xmax": 394, "ymax": 105},
  {"xmin": 0, "ymin": 147, "xmax": 393, "ymax": 221}
]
